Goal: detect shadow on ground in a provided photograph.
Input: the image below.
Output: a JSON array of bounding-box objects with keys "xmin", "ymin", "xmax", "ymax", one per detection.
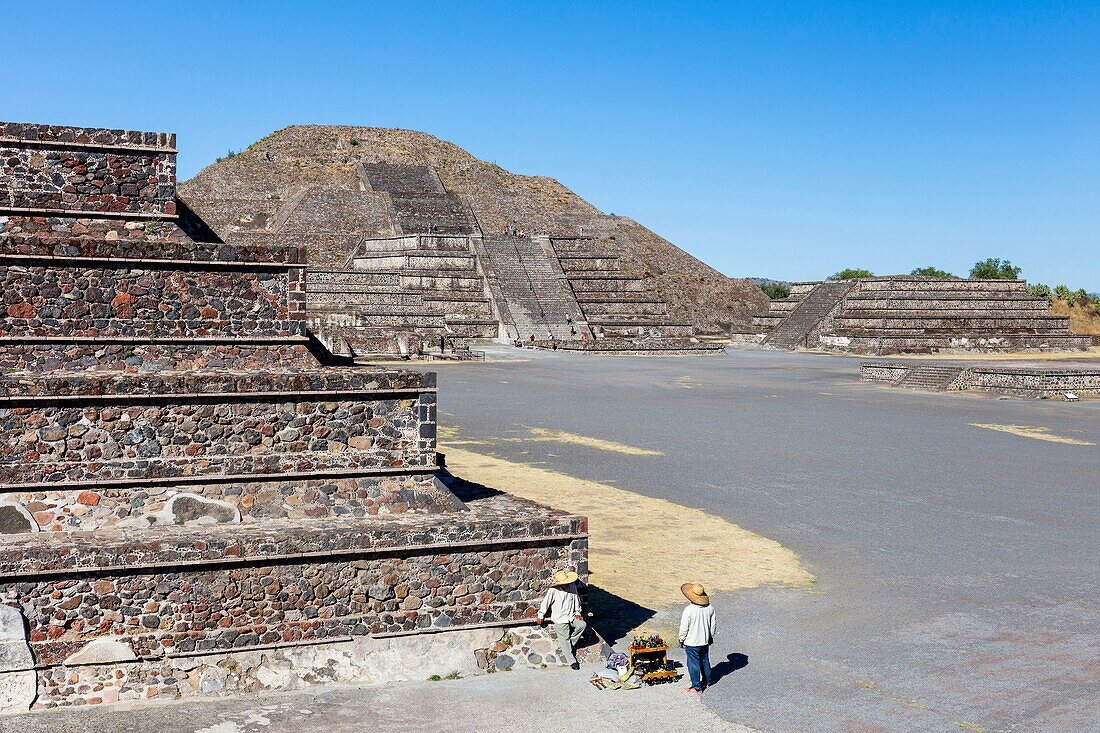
[
  {"xmin": 437, "ymin": 465, "xmax": 500, "ymax": 503},
  {"xmin": 587, "ymin": 585, "xmax": 656, "ymax": 646},
  {"xmin": 711, "ymin": 653, "xmax": 749, "ymax": 684}
]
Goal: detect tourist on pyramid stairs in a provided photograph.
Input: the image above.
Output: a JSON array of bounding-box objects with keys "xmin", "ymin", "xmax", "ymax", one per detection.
[
  {"xmin": 537, "ymin": 569, "xmax": 586, "ymax": 670},
  {"xmin": 678, "ymin": 582, "xmax": 717, "ymax": 695}
]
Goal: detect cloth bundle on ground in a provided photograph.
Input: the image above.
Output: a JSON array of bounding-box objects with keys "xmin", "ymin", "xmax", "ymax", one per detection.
[{"xmin": 606, "ymin": 652, "xmax": 628, "ymax": 670}]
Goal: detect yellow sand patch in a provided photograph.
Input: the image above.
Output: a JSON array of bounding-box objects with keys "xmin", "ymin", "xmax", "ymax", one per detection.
[
  {"xmin": 970, "ymin": 423, "xmax": 1095, "ymax": 446},
  {"xmin": 441, "ymin": 445, "xmax": 814, "ymax": 610},
  {"xmin": 525, "ymin": 428, "xmax": 664, "ymax": 456}
]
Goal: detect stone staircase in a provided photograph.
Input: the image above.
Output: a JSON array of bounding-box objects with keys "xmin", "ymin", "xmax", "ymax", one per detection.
[
  {"xmin": 762, "ymin": 281, "xmax": 855, "ymax": 349},
  {"xmin": 892, "ymin": 365, "xmax": 965, "ymax": 391},
  {"xmin": 478, "ymin": 236, "xmax": 582, "ymax": 341},
  {"xmin": 359, "ymin": 163, "xmax": 473, "ymax": 235},
  {"xmin": 549, "ymin": 238, "xmax": 717, "ymax": 352}
]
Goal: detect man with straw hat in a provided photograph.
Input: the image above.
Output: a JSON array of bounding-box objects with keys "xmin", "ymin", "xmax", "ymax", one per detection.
[
  {"xmin": 678, "ymin": 582, "xmax": 717, "ymax": 694},
  {"xmin": 537, "ymin": 569, "xmax": 586, "ymax": 670}
]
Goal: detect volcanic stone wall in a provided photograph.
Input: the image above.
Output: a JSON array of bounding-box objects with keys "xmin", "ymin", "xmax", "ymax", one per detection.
[
  {"xmin": 0, "ymin": 122, "xmax": 176, "ymax": 217},
  {"xmin": 0, "ymin": 122, "xmax": 587, "ymax": 712},
  {"xmin": 861, "ymin": 361, "xmax": 1100, "ymax": 398}
]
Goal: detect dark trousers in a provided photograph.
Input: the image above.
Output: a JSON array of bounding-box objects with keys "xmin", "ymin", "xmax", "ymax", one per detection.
[{"xmin": 685, "ymin": 644, "xmax": 712, "ymax": 691}]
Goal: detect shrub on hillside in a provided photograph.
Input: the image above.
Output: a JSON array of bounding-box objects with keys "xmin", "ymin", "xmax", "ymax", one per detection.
[
  {"xmin": 969, "ymin": 258, "xmax": 1021, "ymax": 279},
  {"xmin": 759, "ymin": 282, "xmax": 791, "ymax": 299},
  {"xmin": 1027, "ymin": 283, "xmax": 1052, "ymax": 300},
  {"xmin": 910, "ymin": 266, "xmax": 954, "ymax": 279},
  {"xmin": 827, "ymin": 268, "xmax": 874, "ymax": 281}
]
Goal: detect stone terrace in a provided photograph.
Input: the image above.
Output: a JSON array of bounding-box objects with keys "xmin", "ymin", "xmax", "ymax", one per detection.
[
  {"xmin": 0, "ymin": 122, "xmax": 586, "ymax": 712},
  {"xmin": 861, "ymin": 360, "xmax": 1100, "ymax": 398},
  {"xmin": 550, "ymin": 236, "xmax": 721, "ymax": 353},
  {"xmin": 318, "ymin": 234, "xmax": 499, "ymax": 357},
  {"xmin": 360, "ymin": 163, "xmax": 473, "ymax": 236},
  {"xmin": 753, "ymin": 277, "xmax": 1091, "ymax": 354}
]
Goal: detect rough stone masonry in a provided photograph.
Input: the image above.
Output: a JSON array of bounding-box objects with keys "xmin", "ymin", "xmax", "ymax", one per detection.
[{"xmin": 0, "ymin": 122, "xmax": 588, "ymax": 711}]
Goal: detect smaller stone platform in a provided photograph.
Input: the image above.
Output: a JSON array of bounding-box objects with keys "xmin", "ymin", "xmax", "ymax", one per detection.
[
  {"xmin": 861, "ymin": 360, "xmax": 1100, "ymax": 398},
  {"xmin": 754, "ymin": 277, "xmax": 1092, "ymax": 354}
]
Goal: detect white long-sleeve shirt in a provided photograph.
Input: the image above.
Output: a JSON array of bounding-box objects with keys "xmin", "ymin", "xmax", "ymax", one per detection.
[
  {"xmin": 679, "ymin": 603, "xmax": 716, "ymax": 647},
  {"xmin": 537, "ymin": 583, "xmax": 581, "ymax": 624}
]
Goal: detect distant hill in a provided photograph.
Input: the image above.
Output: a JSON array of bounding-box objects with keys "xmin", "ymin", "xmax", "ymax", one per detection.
[{"xmin": 179, "ymin": 126, "xmax": 767, "ymax": 333}]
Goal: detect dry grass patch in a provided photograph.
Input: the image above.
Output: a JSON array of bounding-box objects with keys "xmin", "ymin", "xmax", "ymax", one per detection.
[
  {"xmin": 969, "ymin": 423, "xmax": 1095, "ymax": 446},
  {"xmin": 524, "ymin": 427, "xmax": 663, "ymax": 456},
  {"xmin": 442, "ymin": 445, "xmax": 814, "ymax": 612},
  {"xmin": 1050, "ymin": 298, "xmax": 1100, "ymax": 336}
]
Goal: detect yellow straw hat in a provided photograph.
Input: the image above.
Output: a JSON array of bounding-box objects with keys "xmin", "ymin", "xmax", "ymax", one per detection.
[
  {"xmin": 681, "ymin": 582, "xmax": 710, "ymax": 606},
  {"xmin": 550, "ymin": 569, "xmax": 579, "ymax": 587}
]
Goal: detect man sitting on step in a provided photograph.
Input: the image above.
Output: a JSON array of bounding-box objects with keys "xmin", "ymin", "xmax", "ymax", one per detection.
[{"xmin": 537, "ymin": 569, "xmax": 586, "ymax": 670}]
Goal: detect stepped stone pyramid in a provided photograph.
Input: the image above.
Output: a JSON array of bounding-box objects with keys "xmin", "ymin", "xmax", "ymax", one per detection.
[
  {"xmin": 750, "ymin": 276, "xmax": 1091, "ymax": 354},
  {"xmin": 0, "ymin": 122, "xmax": 586, "ymax": 711},
  {"xmin": 180, "ymin": 126, "xmax": 767, "ymax": 356}
]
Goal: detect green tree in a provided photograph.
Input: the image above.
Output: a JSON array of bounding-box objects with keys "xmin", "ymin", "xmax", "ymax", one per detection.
[
  {"xmin": 1054, "ymin": 284, "xmax": 1073, "ymax": 301},
  {"xmin": 969, "ymin": 258, "xmax": 1021, "ymax": 280},
  {"xmin": 910, "ymin": 266, "xmax": 954, "ymax": 279},
  {"xmin": 759, "ymin": 282, "xmax": 791, "ymax": 299},
  {"xmin": 827, "ymin": 268, "xmax": 874, "ymax": 281},
  {"xmin": 1027, "ymin": 283, "xmax": 1052, "ymax": 300},
  {"xmin": 1072, "ymin": 288, "xmax": 1092, "ymax": 306}
]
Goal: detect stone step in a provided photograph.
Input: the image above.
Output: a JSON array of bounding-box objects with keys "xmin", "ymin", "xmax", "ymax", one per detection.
[
  {"xmin": 390, "ymin": 193, "xmax": 474, "ymax": 235},
  {"xmin": 844, "ymin": 293, "xmax": 1051, "ymax": 304},
  {"xmin": 834, "ymin": 322, "xmax": 1072, "ymax": 334},
  {"xmin": 315, "ymin": 312, "xmax": 444, "ymax": 327},
  {"xmin": 567, "ymin": 277, "xmax": 645, "ymax": 293},
  {"xmin": 307, "ymin": 271, "xmax": 402, "ymax": 288},
  {"xmin": 360, "ymin": 163, "xmax": 445, "ymax": 195},
  {"xmin": 307, "ymin": 292, "xmax": 426, "ymax": 307},
  {"xmin": 353, "ymin": 251, "xmax": 476, "ymax": 271},
  {"xmin": 822, "ymin": 333, "xmax": 1093, "ymax": 354},
  {"xmin": 839, "ymin": 311, "xmax": 1064, "ymax": 321},
  {"xmin": 478, "ymin": 236, "xmax": 585, "ymax": 341},
  {"xmin": 856, "ymin": 279, "xmax": 1028, "ymax": 292},
  {"xmin": 536, "ymin": 337, "xmax": 724, "ymax": 354},
  {"xmin": 353, "ymin": 235, "xmax": 472, "ymax": 254},
  {"xmin": 762, "ymin": 281, "xmax": 855, "ymax": 349},
  {"xmin": 892, "ymin": 365, "xmax": 965, "ymax": 391}
]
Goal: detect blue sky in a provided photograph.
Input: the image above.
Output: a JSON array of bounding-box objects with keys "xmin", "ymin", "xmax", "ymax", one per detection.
[{"xmin": 5, "ymin": 2, "xmax": 1098, "ymax": 286}]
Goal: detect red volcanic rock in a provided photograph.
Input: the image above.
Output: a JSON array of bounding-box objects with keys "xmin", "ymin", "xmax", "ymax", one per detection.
[{"xmin": 8, "ymin": 302, "xmax": 36, "ymax": 319}]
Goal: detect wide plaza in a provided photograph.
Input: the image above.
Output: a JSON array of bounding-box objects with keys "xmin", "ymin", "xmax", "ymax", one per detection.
[{"xmin": 419, "ymin": 347, "xmax": 1098, "ymax": 732}]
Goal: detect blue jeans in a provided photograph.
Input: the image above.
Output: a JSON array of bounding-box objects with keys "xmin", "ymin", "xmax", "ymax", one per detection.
[{"xmin": 684, "ymin": 644, "xmax": 712, "ymax": 691}]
